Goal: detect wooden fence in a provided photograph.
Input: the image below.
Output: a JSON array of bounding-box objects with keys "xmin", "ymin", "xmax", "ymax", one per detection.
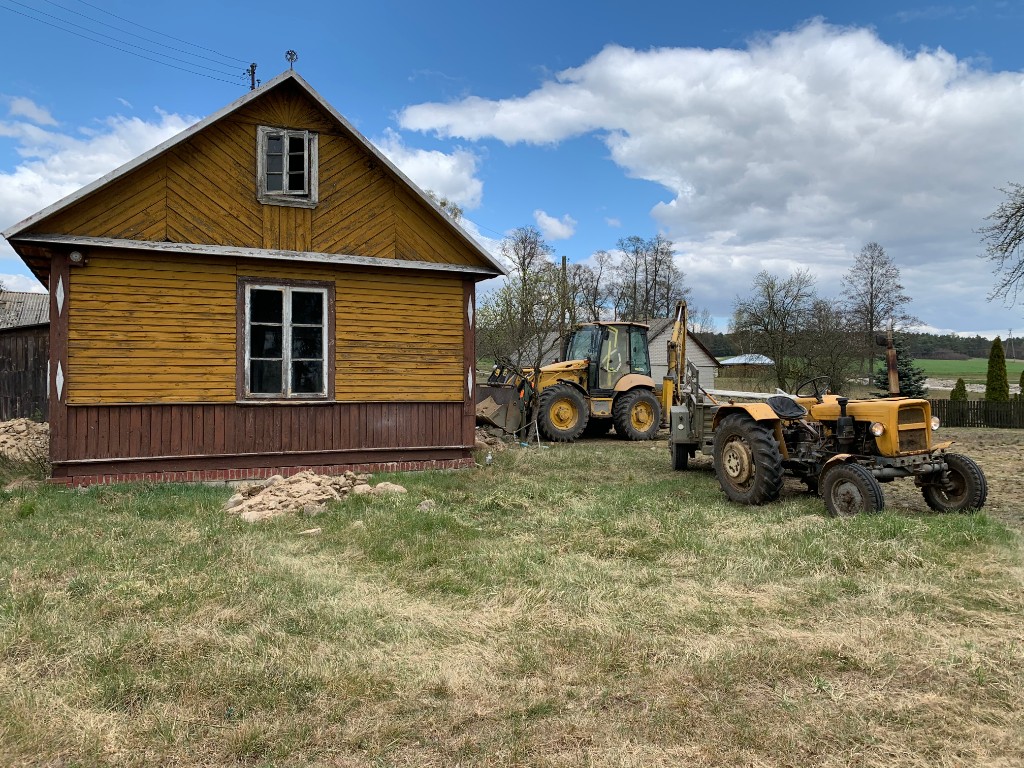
[
  {"xmin": 929, "ymin": 399, "xmax": 1024, "ymax": 429},
  {"xmin": 0, "ymin": 326, "xmax": 48, "ymax": 422}
]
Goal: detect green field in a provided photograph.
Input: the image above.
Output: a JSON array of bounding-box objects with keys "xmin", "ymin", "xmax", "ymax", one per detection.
[{"xmin": 916, "ymin": 358, "xmax": 1024, "ymax": 386}]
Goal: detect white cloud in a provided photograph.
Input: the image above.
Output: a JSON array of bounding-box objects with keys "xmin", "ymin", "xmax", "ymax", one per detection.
[
  {"xmin": 0, "ymin": 272, "xmax": 45, "ymax": 292},
  {"xmin": 605, "ymin": 217, "xmax": 621, "ymax": 228},
  {"xmin": 0, "ymin": 107, "xmax": 195, "ymax": 273},
  {"xmin": 399, "ymin": 20, "xmax": 1024, "ymax": 331},
  {"xmin": 533, "ymin": 209, "xmax": 576, "ymax": 240},
  {"xmin": 7, "ymin": 97, "xmax": 57, "ymax": 126},
  {"xmin": 375, "ymin": 128, "xmax": 483, "ymax": 209}
]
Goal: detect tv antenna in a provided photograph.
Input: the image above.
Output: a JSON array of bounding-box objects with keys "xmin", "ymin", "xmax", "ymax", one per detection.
[{"xmin": 285, "ymin": 50, "xmax": 298, "ymax": 70}]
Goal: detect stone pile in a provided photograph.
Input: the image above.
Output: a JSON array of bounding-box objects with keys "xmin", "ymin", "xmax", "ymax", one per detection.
[
  {"xmin": 0, "ymin": 419, "xmax": 49, "ymax": 463},
  {"xmin": 475, "ymin": 426, "xmax": 510, "ymax": 453},
  {"xmin": 223, "ymin": 470, "xmax": 407, "ymax": 523}
]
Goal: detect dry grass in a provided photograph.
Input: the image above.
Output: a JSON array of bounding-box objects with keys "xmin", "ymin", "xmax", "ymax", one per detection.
[{"xmin": 0, "ymin": 434, "xmax": 1022, "ymax": 766}]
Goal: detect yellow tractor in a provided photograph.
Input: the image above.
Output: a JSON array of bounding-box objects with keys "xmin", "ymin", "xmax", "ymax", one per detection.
[
  {"xmin": 668, "ymin": 327, "xmax": 988, "ymax": 516},
  {"xmin": 477, "ymin": 320, "xmax": 663, "ymax": 442}
]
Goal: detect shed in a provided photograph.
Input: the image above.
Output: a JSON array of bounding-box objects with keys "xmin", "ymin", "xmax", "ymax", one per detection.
[
  {"xmin": 0, "ymin": 291, "xmax": 49, "ymax": 420},
  {"xmin": 719, "ymin": 353, "xmax": 775, "ymax": 378},
  {"xmin": 2, "ymin": 71, "xmax": 505, "ymax": 485}
]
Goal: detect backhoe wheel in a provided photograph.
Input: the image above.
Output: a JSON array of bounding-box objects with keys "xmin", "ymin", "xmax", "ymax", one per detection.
[
  {"xmin": 712, "ymin": 414, "xmax": 783, "ymax": 505},
  {"xmin": 922, "ymin": 453, "xmax": 987, "ymax": 513},
  {"xmin": 613, "ymin": 389, "xmax": 661, "ymax": 441},
  {"xmin": 822, "ymin": 464, "xmax": 884, "ymax": 517},
  {"xmin": 538, "ymin": 384, "xmax": 588, "ymax": 442},
  {"xmin": 670, "ymin": 442, "xmax": 690, "ymax": 471}
]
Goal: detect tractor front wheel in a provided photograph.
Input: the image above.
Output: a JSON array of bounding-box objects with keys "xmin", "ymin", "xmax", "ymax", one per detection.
[
  {"xmin": 822, "ymin": 464, "xmax": 884, "ymax": 517},
  {"xmin": 613, "ymin": 389, "xmax": 661, "ymax": 440},
  {"xmin": 711, "ymin": 414, "xmax": 783, "ymax": 505},
  {"xmin": 922, "ymin": 453, "xmax": 987, "ymax": 513},
  {"xmin": 538, "ymin": 384, "xmax": 588, "ymax": 442}
]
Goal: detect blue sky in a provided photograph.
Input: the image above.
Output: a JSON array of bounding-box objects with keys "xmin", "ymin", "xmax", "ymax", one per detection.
[{"xmin": 2, "ymin": 0, "xmax": 1024, "ymax": 336}]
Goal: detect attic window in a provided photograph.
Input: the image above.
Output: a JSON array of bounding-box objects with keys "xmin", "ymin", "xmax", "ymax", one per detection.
[{"xmin": 257, "ymin": 126, "xmax": 319, "ymax": 208}]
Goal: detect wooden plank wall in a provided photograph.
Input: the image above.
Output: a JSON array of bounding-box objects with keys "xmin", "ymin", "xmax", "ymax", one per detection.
[
  {"xmin": 53, "ymin": 401, "xmax": 469, "ymax": 464},
  {"xmin": 0, "ymin": 326, "xmax": 48, "ymax": 420}
]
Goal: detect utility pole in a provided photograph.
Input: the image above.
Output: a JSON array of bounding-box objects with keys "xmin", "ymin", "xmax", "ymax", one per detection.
[
  {"xmin": 247, "ymin": 63, "xmax": 258, "ymax": 90},
  {"xmin": 1009, "ymin": 329, "xmax": 1015, "ymax": 360}
]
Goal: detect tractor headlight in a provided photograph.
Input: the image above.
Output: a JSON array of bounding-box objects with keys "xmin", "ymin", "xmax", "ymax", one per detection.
[
  {"xmin": 930, "ymin": 416, "xmax": 940, "ymax": 431},
  {"xmin": 869, "ymin": 422, "xmax": 885, "ymax": 437}
]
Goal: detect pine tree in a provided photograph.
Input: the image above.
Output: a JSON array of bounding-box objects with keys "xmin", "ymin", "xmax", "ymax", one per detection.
[
  {"xmin": 985, "ymin": 337, "xmax": 1010, "ymax": 402},
  {"xmin": 1018, "ymin": 369, "xmax": 1024, "ymax": 401},
  {"xmin": 950, "ymin": 378, "xmax": 968, "ymax": 401},
  {"xmin": 873, "ymin": 335, "xmax": 928, "ymax": 398}
]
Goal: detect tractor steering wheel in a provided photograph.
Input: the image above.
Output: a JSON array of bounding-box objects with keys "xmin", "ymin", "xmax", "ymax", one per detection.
[{"xmin": 794, "ymin": 376, "xmax": 831, "ymax": 403}]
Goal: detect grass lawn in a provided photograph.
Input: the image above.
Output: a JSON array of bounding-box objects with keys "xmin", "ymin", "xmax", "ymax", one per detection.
[
  {"xmin": 916, "ymin": 358, "xmax": 1024, "ymax": 386},
  {"xmin": 1, "ymin": 441, "xmax": 1022, "ymax": 767}
]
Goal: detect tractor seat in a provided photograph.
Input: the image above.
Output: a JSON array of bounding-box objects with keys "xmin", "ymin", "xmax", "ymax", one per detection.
[{"xmin": 766, "ymin": 395, "xmax": 808, "ymax": 421}]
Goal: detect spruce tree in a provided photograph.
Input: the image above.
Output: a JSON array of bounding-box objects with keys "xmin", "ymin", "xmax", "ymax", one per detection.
[
  {"xmin": 950, "ymin": 378, "xmax": 968, "ymax": 401},
  {"xmin": 873, "ymin": 335, "xmax": 928, "ymax": 398},
  {"xmin": 1018, "ymin": 369, "xmax": 1024, "ymax": 401},
  {"xmin": 985, "ymin": 337, "xmax": 1010, "ymax": 402}
]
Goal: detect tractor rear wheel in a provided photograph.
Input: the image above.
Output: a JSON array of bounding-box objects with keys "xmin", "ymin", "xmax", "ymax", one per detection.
[
  {"xmin": 822, "ymin": 464, "xmax": 884, "ymax": 517},
  {"xmin": 712, "ymin": 414, "xmax": 783, "ymax": 505},
  {"xmin": 922, "ymin": 453, "xmax": 987, "ymax": 512},
  {"xmin": 670, "ymin": 442, "xmax": 690, "ymax": 470},
  {"xmin": 538, "ymin": 384, "xmax": 588, "ymax": 442},
  {"xmin": 613, "ymin": 389, "xmax": 661, "ymax": 440}
]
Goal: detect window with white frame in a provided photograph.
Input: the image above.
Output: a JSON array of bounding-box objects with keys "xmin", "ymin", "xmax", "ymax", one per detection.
[
  {"xmin": 244, "ymin": 284, "xmax": 328, "ymax": 398},
  {"xmin": 257, "ymin": 126, "xmax": 319, "ymax": 207}
]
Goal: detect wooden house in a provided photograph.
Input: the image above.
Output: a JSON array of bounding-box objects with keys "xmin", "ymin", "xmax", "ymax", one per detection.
[
  {"xmin": 2, "ymin": 71, "xmax": 505, "ymax": 485},
  {"xmin": 0, "ymin": 291, "xmax": 49, "ymax": 421}
]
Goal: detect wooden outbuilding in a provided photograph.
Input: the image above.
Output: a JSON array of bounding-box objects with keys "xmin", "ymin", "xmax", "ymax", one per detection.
[
  {"xmin": 0, "ymin": 291, "xmax": 49, "ymax": 421},
  {"xmin": 2, "ymin": 71, "xmax": 505, "ymax": 485}
]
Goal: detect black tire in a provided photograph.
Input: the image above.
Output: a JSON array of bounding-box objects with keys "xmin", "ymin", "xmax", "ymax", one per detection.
[
  {"xmin": 711, "ymin": 414, "xmax": 783, "ymax": 505},
  {"xmin": 582, "ymin": 418, "xmax": 613, "ymax": 438},
  {"xmin": 670, "ymin": 442, "xmax": 691, "ymax": 471},
  {"xmin": 612, "ymin": 389, "xmax": 661, "ymax": 441},
  {"xmin": 822, "ymin": 464, "xmax": 884, "ymax": 517},
  {"xmin": 922, "ymin": 453, "xmax": 987, "ymax": 513},
  {"xmin": 538, "ymin": 384, "xmax": 588, "ymax": 442}
]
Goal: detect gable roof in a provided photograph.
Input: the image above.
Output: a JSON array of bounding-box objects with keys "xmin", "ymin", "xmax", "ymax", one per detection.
[
  {"xmin": 646, "ymin": 318, "xmax": 721, "ymax": 367},
  {"xmin": 0, "ymin": 291, "xmax": 48, "ymax": 330},
  {"xmin": 3, "ymin": 70, "xmax": 506, "ymax": 281},
  {"xmin": 721, "ymin": 354, "xmax": 774, "ymax": 366}
]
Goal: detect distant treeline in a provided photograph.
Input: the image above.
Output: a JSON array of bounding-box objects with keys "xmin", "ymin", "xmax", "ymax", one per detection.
[{"xmin": 695, "ymin": 331, "xmax": 1023, "ymax": 361}]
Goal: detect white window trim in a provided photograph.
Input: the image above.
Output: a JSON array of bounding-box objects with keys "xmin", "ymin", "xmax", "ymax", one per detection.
[
  {"xmin": 244, "ymin": 284, "xmax": 329, "ymax": 399},
  {"xmin": 256, "ymin": 126, "xmax": 319, "ymax": 209}
]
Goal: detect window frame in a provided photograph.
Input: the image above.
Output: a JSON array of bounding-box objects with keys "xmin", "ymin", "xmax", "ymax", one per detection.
[
  {"xmin": 256, "ymin": 126, "xmax": 319, "ymax": 209},
  {"xmin": 236, "ymin": 278, "xmax": 335, "ymax": 402}
]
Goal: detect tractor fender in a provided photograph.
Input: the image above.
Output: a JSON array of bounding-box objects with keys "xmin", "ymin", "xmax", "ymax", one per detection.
[
  {"xmin": 549, "ymin": 378, "xmax": 588, "ymax": 398},
  {"xmin": 712, "ymin": 402, "xmax": 779, "ymax": 429},
  {"xmin": 613, "ymin": 374, "xmax": 656, "ymax": 393},
  {"xmin": 821, "ymin": 454, "xmax": 856, "ymax": 477}
]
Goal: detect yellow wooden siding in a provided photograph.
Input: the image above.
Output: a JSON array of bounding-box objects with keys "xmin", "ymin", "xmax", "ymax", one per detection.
[
  {"xmin": 67, "ymin": 251, "xmax": 464, "ymax": 404},
  {"xmin": 39, "ymin": 158, "xmax": 168, "ymax": 240},
  {"xmin": 23, "ymin": 80, "xmax": 493, "ymax": 272}
]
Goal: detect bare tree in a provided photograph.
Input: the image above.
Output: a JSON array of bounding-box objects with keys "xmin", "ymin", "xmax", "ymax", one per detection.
[
  {"xmin": 731, "ymin": 269, "xmax": 817, "ymax": 391},
  {"xmin": 979, "ymin": 182, "xmax": 1024, "ymax": 304},
  {"xmin": 840, "ymin": 242, "xmax": 916, "ymax": 373},
  {"xmin": 577, "ymin": 250, "xmax": 614, "ymax": 321},
  {"xmin": 425, "ymin": 189, "xmax": 464, "ymax": 222},
  {"xmin": 793, "ymin": 299, "xmax": 859, "ymax": 394},
  {"xmin": 475, "ymin": 226, "xmax": 559, "ymax": 371},
  {"xmin": 611, "ymin": 234, "xmax": 688, "ymax": 319},
  {"xmin": 689, "ymin": 305, "xmax": 717, "ymax": 335}
]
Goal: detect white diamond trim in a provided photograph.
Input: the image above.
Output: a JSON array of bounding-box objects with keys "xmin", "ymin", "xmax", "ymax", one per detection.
[
  {"xmin": 56, "ymin": 276, "xmax": 65, "ymax": 315},
  {"xmin": 56, "ymin": 361, "xmax": 64, "ymax": 400}
]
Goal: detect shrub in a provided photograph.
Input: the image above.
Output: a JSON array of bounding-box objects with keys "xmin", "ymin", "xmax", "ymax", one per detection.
[
  {"xmin": 950, "ymin": 378, "xmax": 968, "ymax": 401},
  {"xmin": 985, "ymin": 337, "xmax": 1010, "ymax": 402}
]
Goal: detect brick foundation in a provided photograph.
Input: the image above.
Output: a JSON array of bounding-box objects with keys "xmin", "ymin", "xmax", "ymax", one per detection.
[{"xmin": 50, "ymin": 456, "xmax": 477, "ymax": 487}]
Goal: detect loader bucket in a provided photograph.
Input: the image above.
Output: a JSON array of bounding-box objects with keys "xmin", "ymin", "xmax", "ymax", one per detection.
[{"xmin": 476, "ymin": 383, "xmax": 527, "ymax": 434}]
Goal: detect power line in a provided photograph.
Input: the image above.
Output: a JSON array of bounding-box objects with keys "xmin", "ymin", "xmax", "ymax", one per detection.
[
  {"xmin": 4, "ymin": 0, "xmax": 243, "ymax": 78},
  {"xmin": 0, "ymin": 2, "xmax": 246, "ymax": 86},
  {"xmin": 72, "ymin": 0, "xmax": 248, "ymax": 65},
  {"xmin": 41, "ymin": 0, "xmax": 248, "ymax": 72}
]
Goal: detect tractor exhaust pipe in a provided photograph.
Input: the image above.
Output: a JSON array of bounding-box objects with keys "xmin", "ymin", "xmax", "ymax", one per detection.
[{"xmin": 875, "ymin": 324, "xmax": 900, "ymax": 397}]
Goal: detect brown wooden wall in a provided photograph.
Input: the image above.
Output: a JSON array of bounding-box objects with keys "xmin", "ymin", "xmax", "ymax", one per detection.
[
  {"xmin": 0, "ymin": 325, "xmax": 48, "ymax": 421},
  {"xmin": 66, "ymin": 249, "xmax": 465, "ymax": 404},
  {"xmin": 29, "ymin": 79, "xmax": 489, "ymax": 270},
  {"xmin": 50, "ymin": 401, "xmax": 473, "ymax": 469}
]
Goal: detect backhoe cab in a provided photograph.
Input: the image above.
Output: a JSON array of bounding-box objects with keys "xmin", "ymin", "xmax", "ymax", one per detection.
[{"xmin": 476, "ymin": 321, "xmax": 662, "ymax": 442}]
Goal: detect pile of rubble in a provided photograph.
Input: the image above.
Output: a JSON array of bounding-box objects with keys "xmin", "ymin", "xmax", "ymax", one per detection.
[
  {"xmin": 223, "ymin": 470, "xmax": 408, "ymax": 523},
  {"xmin": 0, "ymin": 418, "xmax": 49, "ymax": 463},
  {"xmin": 475, "ymin": 426, "xmax": 510, "ymax": 453}
]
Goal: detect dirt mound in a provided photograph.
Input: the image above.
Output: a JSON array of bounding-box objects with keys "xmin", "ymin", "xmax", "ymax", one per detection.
[
  {"xmin": 223, "ymin": 471, "xmax": 408, "ymax": 523},
  {"xmin": 0, "ymin": 418, "xmax": 49, "ymax": 463},
  {"xmin": 475, "ymin": 426, "xmax": 511, "ymax": 453}
]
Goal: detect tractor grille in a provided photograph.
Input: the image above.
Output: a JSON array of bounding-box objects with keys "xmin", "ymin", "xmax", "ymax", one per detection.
[
  {"xmin": 896, "ymin": 405, "xmax": 930, "ymax": 452},
  {"xmin": 898, "ymin": 406, "xmax": 926, "ymax": 425},
  {"xmin": 899, "ymin": 428, "xmax": 929, "ymax": 452}
]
